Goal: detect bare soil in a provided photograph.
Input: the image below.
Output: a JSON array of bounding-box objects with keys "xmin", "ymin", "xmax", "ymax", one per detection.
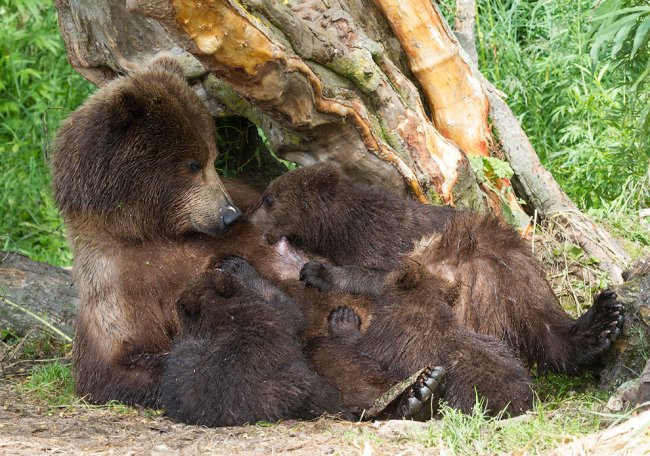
[{"xmin": 0, "ymin": 380, "xmax": 436, "ymax": 455}]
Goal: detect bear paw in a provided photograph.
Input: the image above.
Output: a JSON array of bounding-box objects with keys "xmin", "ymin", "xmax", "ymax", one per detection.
[
  {"xmin": 592, "ymin": 289, "xmax": 625, "ymax": 350},
  {"xmin": 300, "ymin": 261, "xmax": 333, "ymax": 291},
  {"xmin": 328, "ymin": 306, "xmax": 361, "ymax": 338},
  {"xmin": 394, "ymin": 366, "xmax": 446, "ymax": 420},
  {"xmin": 574, "ymin": 289, "xmax": 625, "ymax": 358}
]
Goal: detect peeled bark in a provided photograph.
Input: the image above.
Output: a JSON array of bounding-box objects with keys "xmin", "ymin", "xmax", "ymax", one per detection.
[
  {"xmin": 372, "ymin": 0, "xmax": 527, "ymax": 222},
  {"xmin": 53, "ymin": 0, "xmax": 627, "ymax": 281}
]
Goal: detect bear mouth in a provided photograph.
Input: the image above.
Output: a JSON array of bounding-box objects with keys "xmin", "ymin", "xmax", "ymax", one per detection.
[{"xmin": 189, "ymin": 215, "xmax": 229, "ymax": 237}]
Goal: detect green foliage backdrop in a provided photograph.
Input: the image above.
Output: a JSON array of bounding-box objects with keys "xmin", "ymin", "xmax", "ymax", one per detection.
[
  {"xmin": 1, "ymin": 0, "xmax": 648, "ymax": 265},
  {"xmin": 0, "ymin": 0, "xmax": 93, "ymax": 265}
]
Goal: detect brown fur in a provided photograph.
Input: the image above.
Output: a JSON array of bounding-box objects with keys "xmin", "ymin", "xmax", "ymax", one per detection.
[
  {"xmin": 251, "ymin": 162, "xmax": 456, "ymax": 270},
  {"xmin": 308, "ymin": 267, "xmax": 535, "ymax": 416},
  {"xmin": 251, "ymin": 163, "xmax": 624, "ymax": 375},
  {"xmin": 51, "ymin": 58, "xmax": 297, "ymax": 406}
]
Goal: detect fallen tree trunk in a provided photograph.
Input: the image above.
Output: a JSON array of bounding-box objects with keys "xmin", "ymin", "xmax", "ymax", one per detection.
[
  {"xmin": 0, "ymin": 252, "xmax": 77, "ymax": 340},
  {"xmin": 53, "ymin": 0, "xmax": 627, "ymax": 281}
]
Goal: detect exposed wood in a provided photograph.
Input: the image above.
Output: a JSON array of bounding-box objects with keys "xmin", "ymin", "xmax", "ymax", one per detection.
[
  {"xmin": 0, "ymin": 252, "xmax": 77, "ymax": 339},
  {"xmin": 371, "ymin": 0, "xmax": 489, "ymax": 157},
  {"xmin": 371, "ymin": 0, "xmax": 528, "ymax": 226}
]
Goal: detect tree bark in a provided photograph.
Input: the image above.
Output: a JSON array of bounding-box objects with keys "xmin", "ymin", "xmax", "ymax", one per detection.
[
  {"xmin": 53, "ymin": 0, "xmax": 627, "ymax": 281},
  {"xmin": 0, "ymin": 252, "xmax": 77, "ymax": 340}
]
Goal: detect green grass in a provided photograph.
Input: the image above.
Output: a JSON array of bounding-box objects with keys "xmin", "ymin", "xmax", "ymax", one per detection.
[
  {"xmin": 19, "ymin": 362, "xmax": 157, "ymax": 416},
  {"xmin": 21, "ymin": 361, "xmax": 75, "ymax": 405},
  {"xmin": 0, "ymin": 0, "xmax": 94, "ymax": 266},
  {"xmin": 341, "ymin": 385, "xmax": 616, "ymax": 455},
  {"xmin": 475, "ymin": 0, "xmax": 649, "ymax": 217}
]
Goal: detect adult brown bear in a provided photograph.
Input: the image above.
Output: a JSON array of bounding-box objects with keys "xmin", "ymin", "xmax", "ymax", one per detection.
[
  {"xmin": 251, "ymin": 162, "xmax": 624, "ymax": 375},
  {"xmin": 50, "ymin": 57, "xmax": 274, "ymax": 406}
]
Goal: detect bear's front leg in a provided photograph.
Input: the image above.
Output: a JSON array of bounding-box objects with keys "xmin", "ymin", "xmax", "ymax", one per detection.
[{"xmin": 300, "ymin": 261, "xmax": 388, "ymax": 296}]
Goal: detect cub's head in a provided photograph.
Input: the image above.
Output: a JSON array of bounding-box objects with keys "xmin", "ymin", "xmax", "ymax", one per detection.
[
  {"xmin": 175, "ymin": 270, "xmax": 240, "ymax": 337},
  {"xmin": 250, "ymin": 162, "xmax": 342, "ymax": 246},
  {"xmin": 52, "ymin": 56, "xmax": 241, "ymax": 241}
]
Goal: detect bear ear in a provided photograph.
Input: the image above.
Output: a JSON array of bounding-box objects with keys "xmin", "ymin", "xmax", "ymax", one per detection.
[
  {"xmin": 147, "ymin": 55, "xmax": 186, "ymax": 80},
  {"xmin": 307, "ymin": 162, "xmax": 341, "ymax": 198},
  {"xmin": 110, "ymin": 87, "xmax": 146, "ymax": 127},
  {"xmin": 175, "ymin": 272, "xmax": 216, "ymax": 319},
  {"xmin": 211, "ymin": 270, "xmax": 239, "ymax": 298},
  {"xmin": 176, "ymin": 290, "xmax": 203, "ymax": 321}
]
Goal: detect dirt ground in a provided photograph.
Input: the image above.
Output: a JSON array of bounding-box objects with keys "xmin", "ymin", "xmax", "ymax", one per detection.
[
  {"xmin": 3, "ymin": 378, "xmax": 650, "ymax": 455},
  {"xmin": 0, "ymin": 381, "xmax": 438, "ymax": 455}
]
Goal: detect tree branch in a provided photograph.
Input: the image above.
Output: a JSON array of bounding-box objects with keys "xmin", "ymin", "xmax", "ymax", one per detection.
[
  {"xmin": 427, "ymin": 0, "xmax": 629, "ymax": 282},
  {"xmin": 454, "ymin": 0, "xmax": 478, "ymax": 65}
]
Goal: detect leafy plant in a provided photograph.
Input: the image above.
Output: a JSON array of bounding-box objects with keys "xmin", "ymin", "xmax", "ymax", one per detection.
[
  {"xmin": 0, "ymin": 0, "xmax": 94, "ymax": 265},
  {"xmin": 476, "ymin": 0, "xmax": 649, "ymax": 222},
  {"xmin": 590, "ymin": 0, "xmax": 650, "ymax": 149}
]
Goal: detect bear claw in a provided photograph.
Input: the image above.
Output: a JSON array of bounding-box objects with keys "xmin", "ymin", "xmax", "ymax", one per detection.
[
  {"xmin": 574, "ymin": 289, "xmax": 625, "ymax": 362},
  {"xmin": 395, "ymin": 366, "xmax": 446, "ymax": 420}
]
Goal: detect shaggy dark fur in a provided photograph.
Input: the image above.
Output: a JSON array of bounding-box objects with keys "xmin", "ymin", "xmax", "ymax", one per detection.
[
  {"xmin": 308, "ymin": 272, "xmax": 534, "ymax": 417},
  {"xmin": 310, "ymin": 306, "xmax": 450, "ymax": 420},
  {"xmin": 250, "ymin": 162, "xmax": 456, "ymax": 270},
  {"xmin": 251, "ymin": 163, "xmax": 624, "ymax": 374},
  {"xmin": 160, "ymin": 257, "xmax": 351, "ymax": 426}
]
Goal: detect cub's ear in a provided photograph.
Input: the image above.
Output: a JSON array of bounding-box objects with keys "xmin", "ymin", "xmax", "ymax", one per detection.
[
  {"xmin": 305, "ymin": 162, "xmax": 341, "ymax": 199},
  {"xmin": 175, "ymin": 272, "xmax": 218, "ymax": 320},
  {"xmin": 394, "ymin": 260, "xmax": 424, "ymax": 290},
  {"xmin": 211, "ymin": 270, "xmax": 239, "ymax": 298},
  {"xmin": 147, "ymin": 55, "xmax": 186, "ymax": 80}
]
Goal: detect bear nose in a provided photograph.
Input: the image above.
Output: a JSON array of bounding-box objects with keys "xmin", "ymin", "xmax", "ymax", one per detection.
[{"xmin": 221, "ymin": 205, "xmax": 242, "ymax": 227}]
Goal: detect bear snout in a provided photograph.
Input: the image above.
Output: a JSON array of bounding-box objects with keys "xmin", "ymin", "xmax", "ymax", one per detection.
[{"xmin": 220, "ymin": 205, "xmax": 242, "ymax": 227}]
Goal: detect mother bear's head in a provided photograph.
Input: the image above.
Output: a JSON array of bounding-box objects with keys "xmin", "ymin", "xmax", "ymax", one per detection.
[{"xmin": 52, "ymin": 57, "xmax": 241, "ymax": 241}]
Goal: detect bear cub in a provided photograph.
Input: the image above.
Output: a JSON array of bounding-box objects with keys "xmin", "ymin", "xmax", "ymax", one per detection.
[
  {"xmin": 251, "ymin": 162, "xmax": 624, "ymax": 375},
  {"xmin": 308, "ymin": 266, "xmax": 535, "ymax": 417},
  {"xmin": 160, "ymin": 256, "xmax": 351, "ymax": 426}
]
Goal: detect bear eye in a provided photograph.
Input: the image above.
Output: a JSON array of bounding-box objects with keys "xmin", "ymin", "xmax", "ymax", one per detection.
[
  {"xmin": 262, "ymin": 195, "xmax": 274, "ymax": 208},
  {"xmin": 187, "ymin": 160, "xmax": 201, "ymax": 173}
]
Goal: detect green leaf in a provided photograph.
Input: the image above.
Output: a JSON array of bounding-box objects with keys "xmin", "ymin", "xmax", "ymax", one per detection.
[
  {"xmin": 468, "ymin": 156, "xmax": 487, "ymax": 183},
  {"xmin": 484, "ymin": 157, "xmax": 515, "ymax": 179},
  {"xmin": 631, "ymin": 16, "xmax": 650, "ymax": 59},
  {"xmin": 567, "ymin": 244, "xmax": 585, "ymax": 260}
]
